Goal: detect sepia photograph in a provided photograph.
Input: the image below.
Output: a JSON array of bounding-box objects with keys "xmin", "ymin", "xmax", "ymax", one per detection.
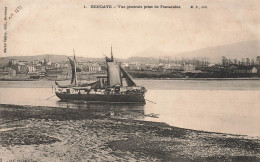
[{"xmin": 0, "ymin": 0, "xmax": 259, "ymax": 161}]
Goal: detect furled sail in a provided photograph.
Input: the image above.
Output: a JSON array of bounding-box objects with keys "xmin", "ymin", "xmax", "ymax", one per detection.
[
  {"xmin": 68, "ymin": 57, "xmax": 76, "ymax": 85},
  {"xmin": 106, "ymin": 46, "xmax": 122, "ymax": 87},
  {"xmin": 55, "ymin": 81, "xmax": 72, "ymax": 88},
  {"xmin": 55, "ymin": 80, "xmax": 99, "ymax": 88},
  {"xmin": 55, "ymin": 56, "xmax": 77, "ymax": 88},
  {"xmin": 91, "ymin": 80, "xmax": 102, "ymax": 89},
  {"xmin": 78, "ymin": 80, "xmax": 99, "ymax": 87},
  {"xmin": 120, "ymin": 66, "xmax": 136, "ymax": 87},
  {"xmin": 107, "ymin": 61, "xmax": 122, "ymax": 87}
]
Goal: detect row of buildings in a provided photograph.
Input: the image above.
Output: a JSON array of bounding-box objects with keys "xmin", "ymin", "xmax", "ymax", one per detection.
[
  {"xmin": 0, "ymin": 58, "xmax": 106, "ymax": 79},
  {"xmin": 122, "ymin": 59, "xmax": 260, "ymax": 74},
  {"xmin": 1, "ymin": 57, "xmax": 260, "ymax": 79},
  {"xmin": 122, "ymin": 62, "xmax": 197, "ymax": 72}
]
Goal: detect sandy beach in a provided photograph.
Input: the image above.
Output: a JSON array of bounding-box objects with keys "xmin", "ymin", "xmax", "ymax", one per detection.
[{"xmin": 0, "ymin": 104, "xmax": 260, "ymax": 161}]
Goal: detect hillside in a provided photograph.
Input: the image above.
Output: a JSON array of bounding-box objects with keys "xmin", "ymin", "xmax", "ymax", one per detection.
[
  {"xmin": 133, "ymin": 40, "xmax": 260, "ymax": 63},
  {"xmin": 1, "ymin": 40, "xmax": 259, "ymax": 65},
  {"xmin": 177, "ymin": 40, "xmax": 260, "ymax": 63}
]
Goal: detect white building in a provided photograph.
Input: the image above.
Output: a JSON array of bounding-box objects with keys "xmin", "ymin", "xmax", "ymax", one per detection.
[
  {"xmin": 9, "ymin": 59, "xmax": 19, "ymax": 65},
  {"xmin": 89, "ymin": 63, "xmax": 101, "ymax": 73},
  {"xmin": 183, "ymin": 64, "xmax": 195, "ymax": 71},
  {"xmin": 27, "ymin": 65, "xmax": 36, "ymax": 72},
  {"xmin": 32, "ymin": 60, "xmax": 39, "ymax": 65}
]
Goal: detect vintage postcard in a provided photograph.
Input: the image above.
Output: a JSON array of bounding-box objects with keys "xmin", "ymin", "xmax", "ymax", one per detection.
[{"xmin": 0, "ymin": 0, "xmax": 259, "ymax": 161}]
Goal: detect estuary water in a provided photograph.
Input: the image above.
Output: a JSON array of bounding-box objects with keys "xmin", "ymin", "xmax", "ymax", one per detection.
[{"xmin": 0, "ymin": 79, "xmax": 260, "ymax": 137}]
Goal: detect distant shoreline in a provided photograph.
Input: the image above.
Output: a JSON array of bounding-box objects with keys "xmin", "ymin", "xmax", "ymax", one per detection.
[
  {"xmin": 1, "ymin": 77, "xmax": 260, "ymax": 81},
  {"xmin": 134, "ymin": 77, "xmax": 260, "ymax": 80}
]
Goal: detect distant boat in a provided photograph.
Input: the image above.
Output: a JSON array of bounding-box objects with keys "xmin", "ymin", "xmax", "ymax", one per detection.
[
  {"xmin": 55, "ymin": 47, "xmax": 147, "ymax": 103},
  {"xmin": 145, "ymin": 113, "xmax": 160, "ymax": 118}
]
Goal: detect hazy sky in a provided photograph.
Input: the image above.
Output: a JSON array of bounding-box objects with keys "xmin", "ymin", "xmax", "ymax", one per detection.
[{"xmin": 1, "ymin": 0, "xmax": 259, "ymax": 58}]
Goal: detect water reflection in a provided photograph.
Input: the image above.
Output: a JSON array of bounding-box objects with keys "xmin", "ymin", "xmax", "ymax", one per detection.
[{"xmin": 56, "ymin": 100, "xmax": 146, "ymax": 119}]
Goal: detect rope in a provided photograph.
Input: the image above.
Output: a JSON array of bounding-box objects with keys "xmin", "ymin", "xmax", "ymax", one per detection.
[
  {"xmin": 145, "ymin": 99, "xmax": 156, "ymax": 104},
  {"xmin": 46, "ymin": 95, "xmax": 56, "ymax": 100}
]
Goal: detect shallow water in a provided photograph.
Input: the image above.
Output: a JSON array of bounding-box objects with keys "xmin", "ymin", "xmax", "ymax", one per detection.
[{"xmin": 0, "ymin": 80, "xmax": 260, "ymax": 137}]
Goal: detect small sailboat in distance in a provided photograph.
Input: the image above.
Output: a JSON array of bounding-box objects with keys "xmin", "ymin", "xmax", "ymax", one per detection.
[{"xmin": 55, "ymin": 47, "xmax": 147, "ymax": 103}]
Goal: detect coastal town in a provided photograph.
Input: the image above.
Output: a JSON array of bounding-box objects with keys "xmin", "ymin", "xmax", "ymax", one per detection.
[{"xmin": 0, "ymin": 55, "xmax": 260, "ymax": 80}]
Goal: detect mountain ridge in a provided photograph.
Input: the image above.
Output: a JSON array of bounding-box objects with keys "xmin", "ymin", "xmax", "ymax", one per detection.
[
  {"xmin": 133, "ymin": 40, "xmax": 260, "ymax": 63},
  {"xmin": 1, "ymin": 40, "xmax": 259, "ymax": 65}
]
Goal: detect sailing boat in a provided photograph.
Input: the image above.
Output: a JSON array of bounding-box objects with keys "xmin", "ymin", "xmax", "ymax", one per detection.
[{"xmin": 55, "ymin": 48, "xmax": 147, "ymax": 103}]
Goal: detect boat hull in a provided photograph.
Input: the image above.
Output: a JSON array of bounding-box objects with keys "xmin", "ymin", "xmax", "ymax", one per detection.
[{"xmin": 55, "ymin": 92, "xmax": 146, "ymax": 103}]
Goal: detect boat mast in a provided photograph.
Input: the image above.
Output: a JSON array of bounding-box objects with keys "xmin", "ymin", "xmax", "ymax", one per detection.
[
  {"xmin": 73, "ymin": 48, "xmax": 77, "ymax": 86},
  {"xmin": 111, "ymin": 46, "xmax": 114, "ymax": 61}
]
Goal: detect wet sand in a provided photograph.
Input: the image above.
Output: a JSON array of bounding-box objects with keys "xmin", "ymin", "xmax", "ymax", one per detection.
[{"xmin": 0, "ymin": 104, "xmax": 260, "ymax": 161}]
